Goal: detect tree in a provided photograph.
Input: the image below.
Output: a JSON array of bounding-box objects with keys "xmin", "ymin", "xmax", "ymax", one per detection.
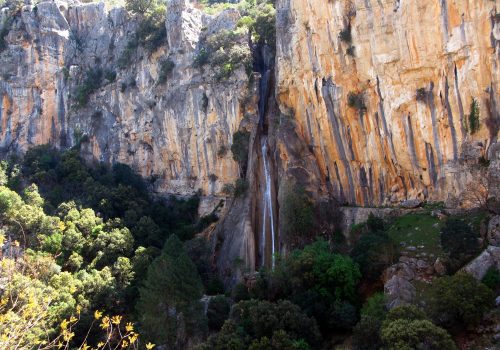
[
  {"xmin": 137, "ymin": 235, "xmax": 206, "ymax": 346},
  {"xmin": 383, "ymin": 305, "xmax": 428, "ymax": 324},
  {"xmin": 125, "ymin": 0, "xmax": 156, "ymax": 15},
  {"xmin": 351, "ymin": 228, "xmax": 396, "ymax": 282},
  {"xmin": 231, "ymin": 130, "xmax": 250, "ymax": 176},
  {"xmin": 207, "ymin": 295, "xmax": 230, "ymax": 331},
  {"xmin": 352, "ymin": 316, "xmax": 383, "ymax": 350},
  {"xmin": 200, "ymin": 300, "xmax": 321, "ymax": 349},
  {"xmin": 269, "ymin": 240, "xmax": 361, "ymax": 333},
  {"xmin": 280, "ymin": 181, "xmax": 314, "ymax": 246},
  {"xmin": 360, "ymin": 293, "xmax": 387, "ymax": 321},
  {"xmin": 440, "ymin": 217, "xmax": 479, "ymax": 267},
  {"xmin": 422, "ymin": 272, "xmax": 494, "ymax": 332},
  {"xmin": 381, "ymin": 319, "xmax": 456, "ymax": 350},
  {"xmin": 467, "ymin": 98, "xmax": 480, "ymax": 134}
]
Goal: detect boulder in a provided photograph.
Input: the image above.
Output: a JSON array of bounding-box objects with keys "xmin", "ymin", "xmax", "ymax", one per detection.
[
  {"xmin": 488, "ymin": 216, "xmax": 500, "ymax": 246},
  {"xmin": 400, "ymin": 199, "xmax": 423, "ymax": 209},
  {"xmin": 463, "ymin": 246, "xmax": 500, "ymax": 280},
  {"xmin": 433, "ymin": 258, "xmax": 447, "ymax": 275},
  {"xmin": 384, "ymin": 275, "xmax": 416, "ymax": 309}
]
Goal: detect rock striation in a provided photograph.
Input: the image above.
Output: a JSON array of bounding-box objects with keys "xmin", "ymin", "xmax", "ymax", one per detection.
[
  {"xmin": 0, "ymin": 0, "xmax": 255, "ymax": 197},
  {"xmin": 275, "ymin": 0, "xmax": 500, "ymax": 206}
]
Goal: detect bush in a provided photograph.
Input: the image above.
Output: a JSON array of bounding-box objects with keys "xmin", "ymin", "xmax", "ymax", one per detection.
[
  {"xmin": 348, "ymin": 92, "xmax": 367, "ymax": 115},
  {"xmin": 231, "ymin": 130, "xmax": 250, "ymax": 174},
  {"xmin": 416, "ymin": 87, "xmax": 427, "ymax": 101},
  {"xmin": 104, "ymin": 69, "xmax": 116, "ymax": 83},
  {"xmin": 222, "ymin": 183, "xmax": 235, "ymax": 196},
  {"xmin": 339, "ymin": 23, "xmax": 352, "ymax": 43},
  {"xmin": 207, "ymin": 295, "xmax": 230, "ymax": 331},
  {"xmin": 234, "ymin": 179, "xmax": 248, "ymax": 197},
  {"xmin": 280, "ymin": 181, "xmax": 314, "ymax": 245},
  {"xmin": 383, "ymin": 305, "xmax": 428, "ymax": 324},
  {"xmin": 74, "ymin": 68, "xmax": 103, "ymax": 108},
  {"xmin": 467, "ymin": 98, "xmax": 480, "ymax": 135},
  {"xmin": 361, "ymin": 293, "xmax": 387, "ymax": 321},
  {"xmin": 481, "ymin": 267, "xmax": 500, "ymax": 291},
  {"xmin": 201, "ymin": 300, "xmax": 322, "ymax": 349},
  {"xmin": 0, "ymin": 17, "xmax": 13, "ymax": 53},
  {"xmin": 194, "ymin": 30, "xmax": 252, "ymax": 79},
  {"xmin": 270, "ymin": 240, "xmax": 361, "ymax": 334},
  {"xmin": 440, "ymin": 217, "xmax": 479, "ymax": 267},
  {"xmin": 351, "ymin": 222, "xmax": 396, "ymax": 282},
  {"xmin": 157, "ymin": 57, "xmax": 175, "ymax": 84},
  {"xmin": 125, "ymin": 0, "xmax": 156, "ymax": 15},
  {"xmin": 231, "ymin": 282, "xmax": 250, "ymax": 302},
  {"xmin": 352, "ymin": 316, "xmax": 382, "ymax": 350},
  {"xmin": 330, "ymin": 301, "xmax": 358, "ymax": 331},
  {"xmin": 422, "ymin": 272, "xmax": 495, "ymax": 332},
  {"xmin": 381, "ymin": 319, "xmax": 456, "ymax": 350}
]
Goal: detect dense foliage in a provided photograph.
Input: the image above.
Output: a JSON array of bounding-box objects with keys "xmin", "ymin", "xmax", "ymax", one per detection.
[
  {"xmin": 421, "ymin": 272, "xmax": 494, "ymax": 333},
  {"xmin": 440, "ymin": 217, "xmax": 480, "ymax": 269},
  {"xmin": 350, "ymin": 214, "xmax": 397, "ymax": 282},
  {"xmin": 137, "ymin": 235, "xmax": 206, "ymax": 346},
  {"xmin": 0, "ymin": 146, "xmax": 206, "ymax": 348},
  {"xmin": 199, "ymin": 300, "xmax": 321, "ymax": 350}
]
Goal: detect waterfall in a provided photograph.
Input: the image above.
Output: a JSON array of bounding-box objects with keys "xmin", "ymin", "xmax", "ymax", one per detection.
[
  {"xmin": 260, "ymin": 136, "xmax": 275, "ymax": 269},
  {"xmin": 256, "ymin": 44, "xmax": 275, "ymax": 269}
]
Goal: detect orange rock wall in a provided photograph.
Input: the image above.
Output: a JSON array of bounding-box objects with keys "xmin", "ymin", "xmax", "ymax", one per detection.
[{"xmin": 275, "ymin": 0, "xmax": 500, "ymax": 205}]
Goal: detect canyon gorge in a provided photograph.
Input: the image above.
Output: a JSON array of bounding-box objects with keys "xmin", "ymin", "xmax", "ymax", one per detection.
[{"xmin": 0, "ymin": 0, "xmax": 499, "ymax": 279}]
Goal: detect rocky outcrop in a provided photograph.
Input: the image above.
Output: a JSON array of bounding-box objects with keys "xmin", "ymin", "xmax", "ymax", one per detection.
[
  {"xmin": 0, "ymin": 0, "xmax": 255, "ymax": 197},
  {"xmin": 463, "ymin": 245, "xmax": 500, "ymax": 280},
  {"xmin": 488, "ymin": 216, "xmax": 500, "ymax": 246},
  {"xmin": 275, "ymin": 0, "xmax": 500, "ymax": 206}
]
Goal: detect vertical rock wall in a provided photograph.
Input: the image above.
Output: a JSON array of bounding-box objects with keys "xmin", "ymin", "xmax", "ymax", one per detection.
[
  {"xmin": 0, "ymin": 0, "xmax": 256, "ymax": 197},
  {"xmin": 275, "ymin": 0, "xmax": 500, "ymax": 206}
]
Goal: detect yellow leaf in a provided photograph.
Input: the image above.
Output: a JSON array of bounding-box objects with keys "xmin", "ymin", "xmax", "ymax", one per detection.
[
  {"xmin": 97, "ymin": 341, "xmax": 104, "ymax": 348},
  {"xmin": 121, "ymin": 340, "xmax": 128, "ymax": 348},
  {"xmin": 146, "ymin": 343, "xmax": 155, "ymax": 349},
  {"xmin": 125, "ymin": 322, "xmax": 134, "ymax": 332},
  {"xmin": 111, "ymin": 315, "xmax": 122, "ymax": 325},
  {"xmin": 94, "ymin": 310, "xmax": 103, "ymax": 320},
  {"xmin": 129, "ymin": 333, "xmax": 138, "ymax": 344},
  {"xmin": 100, "ymin": 316, "xmax": 110, "ymax": 330}
]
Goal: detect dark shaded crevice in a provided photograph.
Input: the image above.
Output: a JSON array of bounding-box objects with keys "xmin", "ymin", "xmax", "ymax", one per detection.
[
  {"xmin": 454, "ymin": 65, "xmax": 466, "ymax": 136},
  {"xmin": 443, "ymin": 77, "xmax": 458, "ymax": 160},
  {"xmin": 426, "ymin": 82, "xmax": 443, "ymax": 170}
]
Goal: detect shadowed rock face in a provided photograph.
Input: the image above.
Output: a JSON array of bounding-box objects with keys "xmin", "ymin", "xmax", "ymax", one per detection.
[
  {"xmin": 0, "ymin": 0, "xmax": 256, "ymax": 197},
  {"xmin": 275, "ymin": 0, "xmax": 500, "ymax": 206}
]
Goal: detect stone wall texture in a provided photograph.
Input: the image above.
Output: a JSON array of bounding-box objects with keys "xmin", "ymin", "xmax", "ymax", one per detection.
[{"xmin": 275, "ymin": 0, "xmax": 500, "ymax": 206}]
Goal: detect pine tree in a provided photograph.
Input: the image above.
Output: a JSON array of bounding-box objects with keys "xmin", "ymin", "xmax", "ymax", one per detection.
[{"xmin": 137, "ymin": 235, "xmax": 206, "ymax": 347}]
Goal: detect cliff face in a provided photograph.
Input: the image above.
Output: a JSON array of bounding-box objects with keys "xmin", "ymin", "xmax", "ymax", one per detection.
[
  {"xmin": 0, "ymin": 0, "xmax": 255, "ymax": 197},
  {"xmin": 1, "ymin": 0, "xmax": 500, "ymax": 278},
  {"xmin": 275, "ymin": 0, "xmax": 500, "ymax": 206}
]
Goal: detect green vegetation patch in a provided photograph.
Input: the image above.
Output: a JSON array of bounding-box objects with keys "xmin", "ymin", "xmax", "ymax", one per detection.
[{"xmin": 385, "ymin": 213, "xmax": 444, "ymax": 259}]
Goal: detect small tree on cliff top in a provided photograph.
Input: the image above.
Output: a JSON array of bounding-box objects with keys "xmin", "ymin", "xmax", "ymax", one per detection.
[{"xmin": 126, "ymin": 0, "xmax": 157, "ymax": 15}]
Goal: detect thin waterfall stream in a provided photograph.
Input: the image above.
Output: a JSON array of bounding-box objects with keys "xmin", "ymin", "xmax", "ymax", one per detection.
[
  {"xmin": 260, "ymin": 135, "xmax": 276, "ymax": 268},
  {"xmin": 256, "ymin": 58, "xmax": 275, "ymax": 269}
]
